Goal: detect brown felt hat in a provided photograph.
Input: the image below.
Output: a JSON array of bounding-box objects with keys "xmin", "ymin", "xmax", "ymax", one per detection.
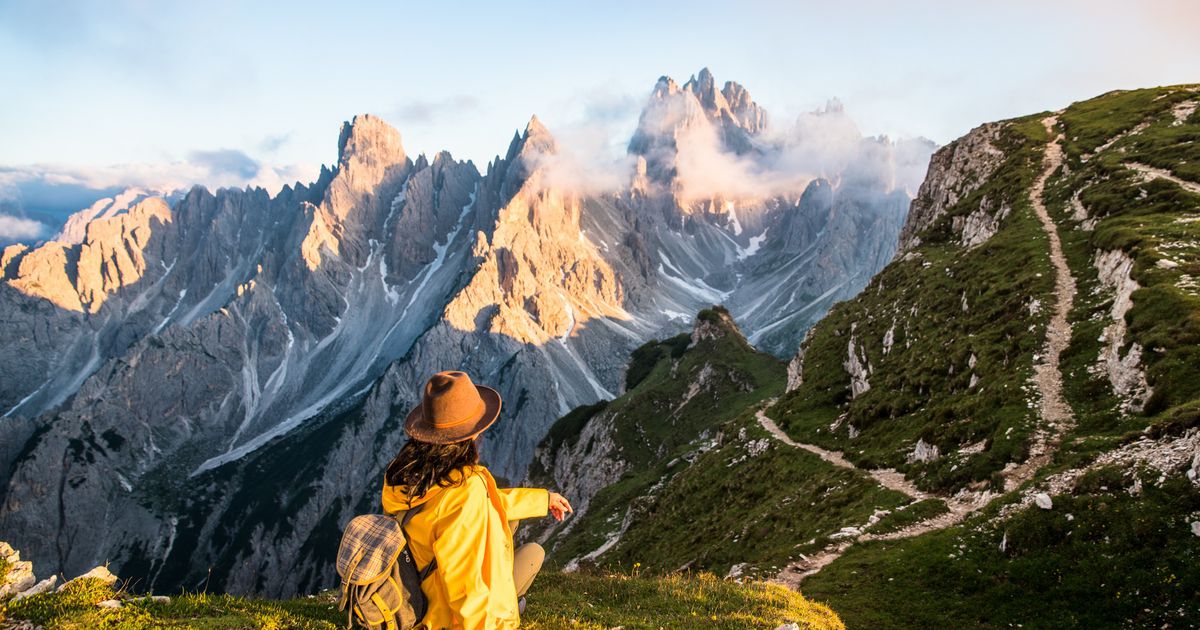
[{"xmin": 405, "ymin": 371, "xmax": 502, "ymax": 444}]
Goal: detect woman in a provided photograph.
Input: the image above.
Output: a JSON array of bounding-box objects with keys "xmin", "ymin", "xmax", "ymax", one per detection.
[{"xmin": 381, "ymin": 370, "xmax": 573, "ymax": 630}]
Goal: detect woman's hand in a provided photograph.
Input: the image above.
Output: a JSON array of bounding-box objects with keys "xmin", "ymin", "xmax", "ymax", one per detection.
[{"xmin": 548, "ymin": 492, "xmax": 573, "ymax": 521}]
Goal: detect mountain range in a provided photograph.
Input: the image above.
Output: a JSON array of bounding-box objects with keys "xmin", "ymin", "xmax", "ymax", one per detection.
[{"xmin": 0, "ymin": 68, "xmax": 931, "ymax": 596}]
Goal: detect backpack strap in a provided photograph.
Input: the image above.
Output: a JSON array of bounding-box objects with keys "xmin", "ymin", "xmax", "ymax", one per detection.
[
  {"xmin": 397, "ymin": 504, "xmax": 439, "ymax": 580},
  {"xmin": 340, "ymin": 547, "xmax": 366, "ymax": 628},
  {"xmin": 398, "ymin": 504, "xmax": 423, "ymax": 528}
]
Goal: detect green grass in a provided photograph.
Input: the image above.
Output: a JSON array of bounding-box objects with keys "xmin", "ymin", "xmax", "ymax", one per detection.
[
  {"xmin": 536, "ymin": 308, "xmax": 923, "ymax": 579},
  {"xmin": 0, "ymin": 577, "xmax": 344, "ymax": 629},
  {"xmin": 802, "ymin": 467, "xmax": 1200, "ymax": 629},
  {"xmin": 0, "ymin": 573, "xmax": 844, "ymax": 630},
  {"xmin": 1057, "ymin": 87, "xmax": 1197, "ymax": 160},
  {"xmin": 524, "ymin": 571, "xmax": 843, "ymax": 630},
  {"xmin": 600, "ymin": 307, "xmax": 786, "ymax": 466},
  {"xmin": 1046, "ymin": 85, "xmax": 1200, "ymax": 455},
  {"xmin": 534, "ymin": 308, "xmax": 796, "ymax": 565},
  {"xmin": 581, "ymin": 411, "xmax": 912, "ymax": 579}
]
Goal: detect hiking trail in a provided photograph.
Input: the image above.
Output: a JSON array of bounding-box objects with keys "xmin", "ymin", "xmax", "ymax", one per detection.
[
  {"xmin": 1125, "ymin": 162, "xmax": 1200, "ymax": 195},
  {"xmin": 764, "ymin": 116, "xmax": 1079, "ymax": 588}
]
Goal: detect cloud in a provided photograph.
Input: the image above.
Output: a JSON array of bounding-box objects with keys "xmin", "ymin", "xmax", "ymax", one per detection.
[
  {"xmin": 392, "ymin": 95, "xmax": 480, "ymax": 124},
  {"xmin": 512, "ymin": 88, "xmax": 644, "ymax": 195},
  {"xmin": 258, "ymin": 133, "xmax": 292, "ymax": 153},
  {"xmin": 0, "ymin": 214, "xmax": 48, "ymax": 242},
  {"xmin": 633, "ymin": 88, "xmax": 936, "ymax": 202},
  {"xmin": 186, "ymin": 148, "xmax": 261, "ymax": 180},
  {"xmin": 0, "ymin": 153, "xmax": 321, "ymax": 242},
  {"xmin": 528, "ymin": 121, "xmax": 638, "ymax": 195}
]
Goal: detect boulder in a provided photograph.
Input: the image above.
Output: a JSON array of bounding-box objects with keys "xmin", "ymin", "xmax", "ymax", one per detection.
[
  {"xmin": 0, "ymin": 542, "xmax": 37, "ymax": 598},
  {"xmin": 13, "ymin": 575, "xmax": 57, "ymax": 601},
  {"xmin": 57, "ymin": 565, "xmax": 119, "ymax": 592}
]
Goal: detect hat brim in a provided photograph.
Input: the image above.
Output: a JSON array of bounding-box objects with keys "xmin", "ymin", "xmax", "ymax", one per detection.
[{"xmin": 404, "ymin": 385, "xmax": 502, "ymax": 444}]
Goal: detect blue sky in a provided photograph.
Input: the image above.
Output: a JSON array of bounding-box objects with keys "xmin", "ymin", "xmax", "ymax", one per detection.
[{"xmin": 0, "ymin": 0, "xmax": 1197, "ymax": 226}]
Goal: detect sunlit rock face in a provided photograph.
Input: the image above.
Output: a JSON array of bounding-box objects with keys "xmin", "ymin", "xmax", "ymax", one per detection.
[{"xmin": 0, "ymin": 69, "xmax": 933, "ymax": 597}]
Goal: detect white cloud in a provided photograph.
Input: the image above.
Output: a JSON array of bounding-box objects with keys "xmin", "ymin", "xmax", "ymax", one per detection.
[
  {"xmin": 528, "ymin": 122, "xmax": 637, "ymax": 195},
  {"xmin": 0, "ymin": 214, "xmax": 48, "ymax": 241},
  {"xmin": 0, "ymin": 159, "xmax": 321, "ymax": 204},
  {"xmin": 658, "ymin": 94, "xmax": 934, "ymax": 202}
]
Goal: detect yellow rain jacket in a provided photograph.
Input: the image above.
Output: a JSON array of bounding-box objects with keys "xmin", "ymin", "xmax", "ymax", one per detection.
[{"xmin": 381, "ymin": 465, "xmax": 548, "ymax": 630}]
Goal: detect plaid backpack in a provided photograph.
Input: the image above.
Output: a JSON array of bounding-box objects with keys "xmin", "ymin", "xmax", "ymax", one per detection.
[{"xmin": 336, "ymin": 507, "xmax": 437, "ymax": 629}]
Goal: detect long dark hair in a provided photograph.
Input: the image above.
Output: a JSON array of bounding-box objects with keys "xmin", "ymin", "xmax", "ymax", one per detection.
[{"xmin": 385, "ymin": 438, "xmax": 479, "ymax": 505}]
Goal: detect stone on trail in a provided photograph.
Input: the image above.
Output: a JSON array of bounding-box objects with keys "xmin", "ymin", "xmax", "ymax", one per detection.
[
  {"xmin": 1034, "ymin": 493, "xmax": 1053, "ymax": 510},
  {"xmin": 97, "ymin": 599, "xmax": 123, "ymax": 608}
]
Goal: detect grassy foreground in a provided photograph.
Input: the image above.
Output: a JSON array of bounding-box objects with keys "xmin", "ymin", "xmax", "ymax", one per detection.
[{"xmin": 0, "ymin": 572, "xmax": 842, "ymax": 629}]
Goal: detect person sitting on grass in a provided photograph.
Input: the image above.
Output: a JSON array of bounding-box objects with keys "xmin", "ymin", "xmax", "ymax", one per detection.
[{"xmin": 382, "ymin": 370, "xmax": 573, "ymax": 630}]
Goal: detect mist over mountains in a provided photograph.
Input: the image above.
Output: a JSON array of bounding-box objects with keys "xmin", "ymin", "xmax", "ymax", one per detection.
[{"xmin": 0, "ymin": 68, "xmax": 932, "ymax": 595}]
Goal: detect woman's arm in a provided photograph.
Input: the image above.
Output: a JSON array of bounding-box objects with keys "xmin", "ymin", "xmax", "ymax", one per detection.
[
  {"xmin": 496, "ymin": 487, "xmax": 549, "ymax": 521},
  {"xmin": 497, "ymin": 488, "xmax": 573, "ymax": 521}
]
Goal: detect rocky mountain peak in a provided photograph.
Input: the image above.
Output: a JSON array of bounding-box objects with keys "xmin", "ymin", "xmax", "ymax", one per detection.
[
  {"xmin": 651, "ymin": 75, "xmax": 681, "ymax": 99},
  {"xmin": 690, "ymin": 305, "xmax": 745, "ymax": 347},
  {"xmin": 684, "ymin": 67, "xmax": 729, "ymax": 114},
  {"xmin": 629, "ymin": 68, "xmax": 767, "ymax": 171},
  {"xmin": 721, "ymin": 80, "xmax": 767, "ymax": 134},
  {"xmin": 336, "ymin": 114, "xmax": 407, "ymax": 170},
  {"xmin": 520, "ymin": 115, "xmax": 557, "ymax": 156}
]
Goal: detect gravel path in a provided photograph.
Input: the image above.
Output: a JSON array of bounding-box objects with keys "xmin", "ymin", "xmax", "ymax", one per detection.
[
  {"xmin": 1003, "ymin": 116, "xmax": 1077, "ymax": 491},
  {"xmin": 755, "ymin": 407, "xmax": 929, "ymax": 501},
  {"xmin": 1126, "ymin": 162, "xmax": 1200, "ymax": 196}
]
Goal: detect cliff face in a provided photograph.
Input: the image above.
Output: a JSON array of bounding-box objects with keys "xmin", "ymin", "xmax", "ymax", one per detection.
[
  {"xmin": 895, "ymin": 122, "xmax": 1007, "ymax": 255},
  {"xmin": 0, "ymin": 69, "xmax": 930, "ymax": 596}
]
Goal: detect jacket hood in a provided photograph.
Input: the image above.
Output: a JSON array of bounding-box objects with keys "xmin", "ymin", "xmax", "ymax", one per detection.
[{"xmin": 381, "ymin": 465, "xmax": 483, "ymax": 514}]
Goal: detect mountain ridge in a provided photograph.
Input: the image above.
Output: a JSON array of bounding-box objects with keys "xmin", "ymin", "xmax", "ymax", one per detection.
[{"xmin": 0, "ymin": 69, "xmax": 930, "ymax": 596}]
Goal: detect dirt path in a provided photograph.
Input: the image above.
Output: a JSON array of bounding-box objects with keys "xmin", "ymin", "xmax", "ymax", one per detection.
[
  {"xmin": 759, "ymin": 405, "xmax": 987, "ymax": 585},
  {"xmin": 766, "ymin": 116, "xmax": 1078, "ymax": 588},
  {"xmin": 1126, "ymin": 162, "xmax": 1200, "ymax": 196},
  {"xmin": 1003, "ymin": 116, "xmax": 1077, "ymax": 490},
  {"xmin": 755, "ymin": 408, "xmax": 929, "ymax": 501}
]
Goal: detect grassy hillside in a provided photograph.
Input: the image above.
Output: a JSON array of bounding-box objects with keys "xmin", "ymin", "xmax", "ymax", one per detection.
[
  {"xmin": 533, "ymin": 308, "xmax": 918, "ymax": 580},
  {"xmin": 0, "ymin": 573, "xmax": 844, "ymax": 629},
  {"xmin": 772, "ymin": 114, "xmax": 1055, "ymax": 493},
  {"xmin": 775, "ymin": 85, "xmax": 1200, "ymax": 627},
  {"xmin": 534, "ymin": 85, "xmax": 1200, "ymax": 629}
]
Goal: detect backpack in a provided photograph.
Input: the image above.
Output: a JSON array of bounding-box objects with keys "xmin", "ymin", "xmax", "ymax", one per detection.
[{"xmin": 336, "ymin": 506, "xmax": 438, "ymax": 630}]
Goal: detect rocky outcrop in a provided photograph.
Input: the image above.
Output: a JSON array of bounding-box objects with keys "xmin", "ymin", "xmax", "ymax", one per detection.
[
  {"xmin": 1092, "ymin": 249, "xmax": 1152, "ymax": 412},
  {"xmin": 0, "ymin": 542, "xmax": 36, "ymax": 598},
  {"xmin": 952, "ymin": 197, "xmax": 1011, "ymax": 248},
  {"xmin": 843, "ymin": 327, "xmax": 872, "ymax": 399},
  {"xmin": 897, "ymin": 122, "xmax": 1006, "ymax": 254},
  {"xmin": 56, "ymin": 189, "xmax": 163, "ymax": 245},
  {"xmin": 532, "ymin": 409, "xmax": 626, "ymax": 522}
]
